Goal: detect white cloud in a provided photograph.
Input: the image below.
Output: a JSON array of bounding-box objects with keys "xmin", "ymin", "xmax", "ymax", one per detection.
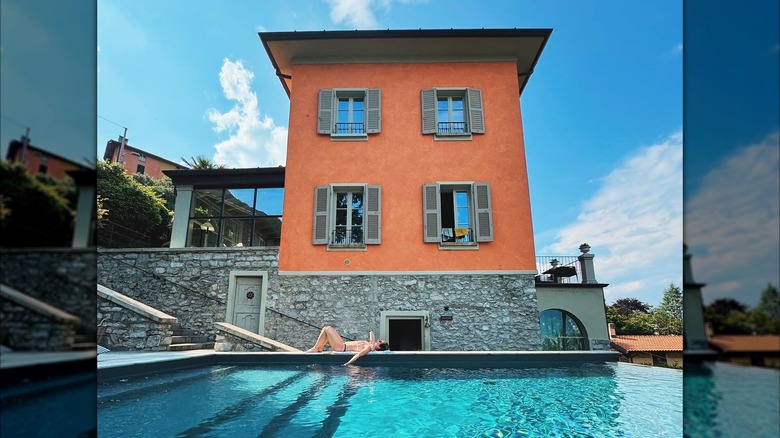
[
  {"xmin": 325, "ymin": 0, "xmax": 380, "ymax": 28},
  {"xmin": 543, "ymin": 131, "xmax": 683, "ymax": 305},
  {"xmin": 207, "ymin": 58, "xmax": 288, "ymax": 168},
  {"xmin": 686, "ymin": 131, "xmax": 780, "ymax": 305}
]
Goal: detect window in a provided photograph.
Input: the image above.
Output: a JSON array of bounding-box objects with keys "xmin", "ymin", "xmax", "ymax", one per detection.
[
  {"xmin": 136, "ymin": 164, "xmax": 145, "ymax": 174},
  {"xmin": 313, "ymin": 184, "xmax": 381, "ymax": 247},
  {"xmin": 422, "ymin": 182, "xmax": 493, "ymax": 245},
  {"xmin": 539, "ymin": 309, "xmax": 589, "ymax": 351},
  {"xmin": 38, "ymin": 164, "xmax": 48, "ymax": 175},
  {"xmin": 186, "ymin": 187, "xmax": 283, "ymax": 247},
  {"xmin": 318, "ymin": 89, "xmax": 381, "ymax": 137},
  {"xmin": 138, "ymin": 154, "xmax": 147, "ymax": 162},
  {"xmin": 421, "ymin": 88, "xmax": 484, "ymax": 137}
]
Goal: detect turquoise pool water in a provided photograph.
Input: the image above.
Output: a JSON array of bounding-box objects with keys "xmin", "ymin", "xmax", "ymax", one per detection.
[
  {"xmin": 98, "ymin": 362, "xmax": 681, "ymax": 437},
  {"xmin": 684, "ymin": 361, "xmax": 780, "ymax": 437}
]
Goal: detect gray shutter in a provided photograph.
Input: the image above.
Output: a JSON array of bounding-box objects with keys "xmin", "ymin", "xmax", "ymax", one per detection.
[
  {"xmin": 317, "ymin": 89, "xmax": 334, "ymax": 134},
  {"xmin": 421, "ymin": 88, "xmax": 437, "ymax": 134},
  {"xmin": 473, "ymin": 182, "xmax": 493, "ymax": 242},
  {"xmin": 366, "ymin": 89, "xmax": 381, "ymax": 134},
  {"xmin": 365, "ymin": 185, "xmax": 381, "ymax": 244},
  {"xmin": 467, "ymin": 88, "xmax": 485, "ymax": 134},
  {"xmin": 313, "ymin": 186, "xmax": 330, "ymax": 244},
  {"xmin": 422, "ymin": 183, "xmax": 441, "ymax": 242}
]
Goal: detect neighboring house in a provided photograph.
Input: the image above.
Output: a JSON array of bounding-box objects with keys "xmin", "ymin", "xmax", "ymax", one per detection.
[
  {"xmin": 103, "ymin": 29, "xmax": 613, "ymax": 353},
  {"xmin": 708, "ymin": 334, "xmax": 780, "ymax": 368},
  {"xmin": 608, "ymin": 324, "xmax": 683, "ymax": 368},
  {"xmin": 5, "ymin": 136, "xmax": 91, "ymax": 179},
  {"xmin": 103, "ymin": 136, "xmax": 187, "ymax": 179}
]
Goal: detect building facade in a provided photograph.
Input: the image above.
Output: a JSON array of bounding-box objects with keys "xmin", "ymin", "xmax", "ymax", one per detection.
[
  {"xmin": 264, "ymin": 29, "xmax": 549, "ymax": 350},
  {"xmin": 5, "ymin": 136, "xmax": 90, "ymax": 179},
  {"xmin": 103, "ymin": 137, "xmax": 187, "ymax": 179}
]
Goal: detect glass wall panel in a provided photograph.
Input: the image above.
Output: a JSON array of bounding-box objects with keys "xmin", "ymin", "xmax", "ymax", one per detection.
[
  {"xmin": 253, "ymin": 217, "xmax": 282, "ymax": 246},
  {"xmin": 191, "ymin": 189, "xmax": 223, "ymax": 217},
  {"xmin": 223, "ymin": 189, "xmax": 255, "ymax": 216}
]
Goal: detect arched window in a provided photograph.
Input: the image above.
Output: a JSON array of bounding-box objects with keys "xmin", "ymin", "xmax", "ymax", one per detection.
[{"xmin": 539, "ymin": 309, "xmax": 589, "ymax": 351}]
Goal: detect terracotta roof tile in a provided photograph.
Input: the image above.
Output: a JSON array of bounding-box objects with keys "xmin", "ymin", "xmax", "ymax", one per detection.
[
  {"xmin": 708, "ymin": 335, "xmax": 780, "ymax": 353},
  {"xmin": 609, "ymin": 335, "xmax": 682, "ymax": 352}
]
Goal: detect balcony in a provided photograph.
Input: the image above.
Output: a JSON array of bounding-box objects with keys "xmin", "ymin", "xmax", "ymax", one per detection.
[
  {"xmin": 535, "ymin": 255, "xmax": 581, "ymax": 284},
  {"xmin": 437, "ymin": 121, "xmax": 467, "ymax": 135},
  {"xmin": 334, "ymin": 122, "xmax": 365, "ymax": 135}
]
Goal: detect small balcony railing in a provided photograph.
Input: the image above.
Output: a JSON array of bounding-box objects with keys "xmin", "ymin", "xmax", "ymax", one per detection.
[
  {"xmin": 331, "ymin": 228, "xmax": 364, "ymax": 246},
  {"xmin": 437, "ymin": 122, "xmax": 467, "ymax": 135},
  {"xmin": 441, "ymin": 227, "xmax": 473, "ymax": 243},
  {"xmin": 535, "ymin": 255, "xmax": 580, "ymax": 284},
  {"xmin": 334, "ymin": 122, "xmax": 365, "ymax": 135}
]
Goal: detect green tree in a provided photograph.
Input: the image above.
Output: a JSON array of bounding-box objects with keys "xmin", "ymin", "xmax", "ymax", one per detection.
[
  {"xmin": 705, "ymin": 298, "xmax": 752, "ymax": 334},
  {"xmin": 0, "ymin": 161, "xmax": 73, "ymax": 247},
  {"xmin": 750, "ymin": 284, "xmax": 780, "ymax": 335},
  {"xmin": 648, "ymin": 283, "xmax": 683, "ymax": 335},
  {"xmin": 97, "ymin": 160, "xmax": 171, "ymax": 247},
  {"xmin": 182, "ymin": 155, "xmax": 226, "ymax": 170},
  {"xmin": 607, "ymin": 298, "xmax": 654, "ymax": 335},
  {"xmin": 131, "ymin": 173, "xmax": 175, "ymax": 209}
]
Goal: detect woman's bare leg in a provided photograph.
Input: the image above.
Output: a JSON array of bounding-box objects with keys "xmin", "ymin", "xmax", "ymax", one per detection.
[{"xmin": 305, "ymin": 326, "xmax": 345, "ymax": 352}]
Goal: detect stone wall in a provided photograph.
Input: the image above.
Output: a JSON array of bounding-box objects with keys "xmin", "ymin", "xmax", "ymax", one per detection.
[
  {"xmin": 97, "ymin": 248, "xmax": 542, "ymax": 351},
  {"xmin": 0, "ymin": 248, "xmax": 97, "ymax": 338},
  {"xmin": 97, "ymin": 296, "xmax": 175, "ymax": 351},
  {"xmin": 0, "ymin": 299, "xmax": 78, "ymax": 350}
]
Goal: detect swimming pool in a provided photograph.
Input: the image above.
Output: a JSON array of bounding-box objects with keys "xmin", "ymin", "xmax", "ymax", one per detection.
[
  {"xmin": 98, "ymin": 362, "xmax": 681, "ymax": 437},
  {"xmin": 684, "ymin": 361, "xmax": 780, "ymax": 437}
]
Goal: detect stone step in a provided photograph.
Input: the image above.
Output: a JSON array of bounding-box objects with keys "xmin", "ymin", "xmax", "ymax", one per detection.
[
  {"xmin": 71, "ymin": 342, "xmax": 97, "ymax": 351},
  {"xmin": 171, "ymin": 335, "xmax": 210, "ymax": 344},
  {"xmin": 171, "ymin": 328, "xmax": 199, "ymax": 337},
  {"xmin": 168, "ymin": 342, "xmax": 214, "ymax": 352}
]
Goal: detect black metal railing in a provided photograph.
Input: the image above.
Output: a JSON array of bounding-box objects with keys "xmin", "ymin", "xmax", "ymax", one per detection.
[
  {"xmin": 266, "ymin": 307, "xmax": 355, "ymax": 342},
  {"xmin": 330, "ymin": 228, "xmax": 364, "ymax": 245},
  {"xmin": 98, "ymin": 220, "xmax": 159, "ymax": 248},
  {"xmin": 335, "ymin": 122, "xmax": 365, "ymax": 134},
  {"xmin": 535, "ymin": 255, "xmax": 580, "ymax": 284},
  {"xmin": 440, "ymin": 227, "xmax": 473, "ymax": 243},
  {"xmin": 437, "ymin": 122, "xmax": 467, "ymax": 135}
]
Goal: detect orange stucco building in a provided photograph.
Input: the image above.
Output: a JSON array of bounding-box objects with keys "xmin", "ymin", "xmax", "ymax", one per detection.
[{"xmin": 262, "ymin": 29, "xmax": 549, "ymax": 275}]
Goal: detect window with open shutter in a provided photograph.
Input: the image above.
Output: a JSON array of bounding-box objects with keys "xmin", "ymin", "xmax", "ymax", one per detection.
[
  {"xmin": 319, "ymin": 89, "xmax": 381, "ymax": 138},
  {"xmin": 421, "ymin": 89, "xmax": 437, "ymax": 134},
  {"xmin": 422, "ymin": 184, "xmax": 441, "ymax": 242},
  {"xmin": 317, "ymin": 89, "xmax": 334, "ymax": 134},
  {"xmin": 473, "ymin": 182, "xmax": 493, "ymax": 242},
  {"xmin": 312, "ymin": 186, "xmax": 330, "ymax": 244},
  {"xmin": 365, "ymin": 185, "xmax": 381, "ymax": 244},
  {"xmin": 466, "ymin": 88, "xmax": 485, "ymax": 134},
  {"xmin": 422, "ymin": 88, "xmax": 484, "ymax": 137},
  {"xmin": 366, "ymin": 89, "xmax": 381, "ymax": 134}
]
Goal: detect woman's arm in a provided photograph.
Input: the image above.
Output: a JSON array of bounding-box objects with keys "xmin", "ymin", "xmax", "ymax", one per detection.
[
  {"xmin": 344, "ymin": 344, "xmax": 372, "ymax": 366},
  {"xmin": 369, "ymin": 330, "xmax": 375, "ymax": 346}
]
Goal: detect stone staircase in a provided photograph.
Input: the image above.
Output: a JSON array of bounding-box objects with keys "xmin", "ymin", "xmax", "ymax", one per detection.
[
  {"xmin": 71, "ymin": 333, "xmax": 97, "ymax": 351},
  {"xmin": 168, "ymin": 324, "xmax": 214, "ymax": 351}
]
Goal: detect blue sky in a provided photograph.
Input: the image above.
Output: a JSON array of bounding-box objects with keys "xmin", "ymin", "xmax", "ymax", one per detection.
[{"xmin": 2, "ymin": 1, "xmax": 776, "ymax": 307}]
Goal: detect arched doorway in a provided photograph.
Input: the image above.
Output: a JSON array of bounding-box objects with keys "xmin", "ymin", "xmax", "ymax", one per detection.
[{"xmin": 539, "ymin": 309, "xmax": 589, "ymax": 350}]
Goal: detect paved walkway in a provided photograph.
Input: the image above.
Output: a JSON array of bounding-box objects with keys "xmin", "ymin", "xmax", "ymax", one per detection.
[{"xmin": 0, "ymin": 351, "xmax": 96, "ymax": 370}]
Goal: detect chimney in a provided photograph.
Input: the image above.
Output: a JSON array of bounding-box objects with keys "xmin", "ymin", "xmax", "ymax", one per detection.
[
  {"xmin": 608, "ymin": 323, "xmax": 616, "ymax": 338},
  {"xmin": 578, "ymin": 243, "xmax": 598, "ymax": 284},
  {"xmin": 683, "ymin": 244, "xmax": 696, "ymax": 285}
]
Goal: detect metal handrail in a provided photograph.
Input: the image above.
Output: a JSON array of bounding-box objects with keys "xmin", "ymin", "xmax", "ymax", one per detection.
[
  {"xmin": 265, "ymin": 307, "xmax": 354, "ymax": 341},
  {"xmin": 334, "ymin": 122, "xmax": 365, "ymax": 134},
  {"xmin": 330, "ymin": 228, "xmax": 364, "ymax": 245},
  {"xmin": 437, "ymin": 121, "xmax": 467, "ymax": 135}
]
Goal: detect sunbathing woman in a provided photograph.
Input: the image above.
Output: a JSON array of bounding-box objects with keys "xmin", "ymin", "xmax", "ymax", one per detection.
[{"xmin": 305, "ymin": 326, "xmax": 389, "ymax": 365}]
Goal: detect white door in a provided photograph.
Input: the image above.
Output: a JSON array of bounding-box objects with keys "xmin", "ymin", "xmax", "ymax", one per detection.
[{"xmin": 233, "ymin": 276, "xmax": 263, "ymax": 333}]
